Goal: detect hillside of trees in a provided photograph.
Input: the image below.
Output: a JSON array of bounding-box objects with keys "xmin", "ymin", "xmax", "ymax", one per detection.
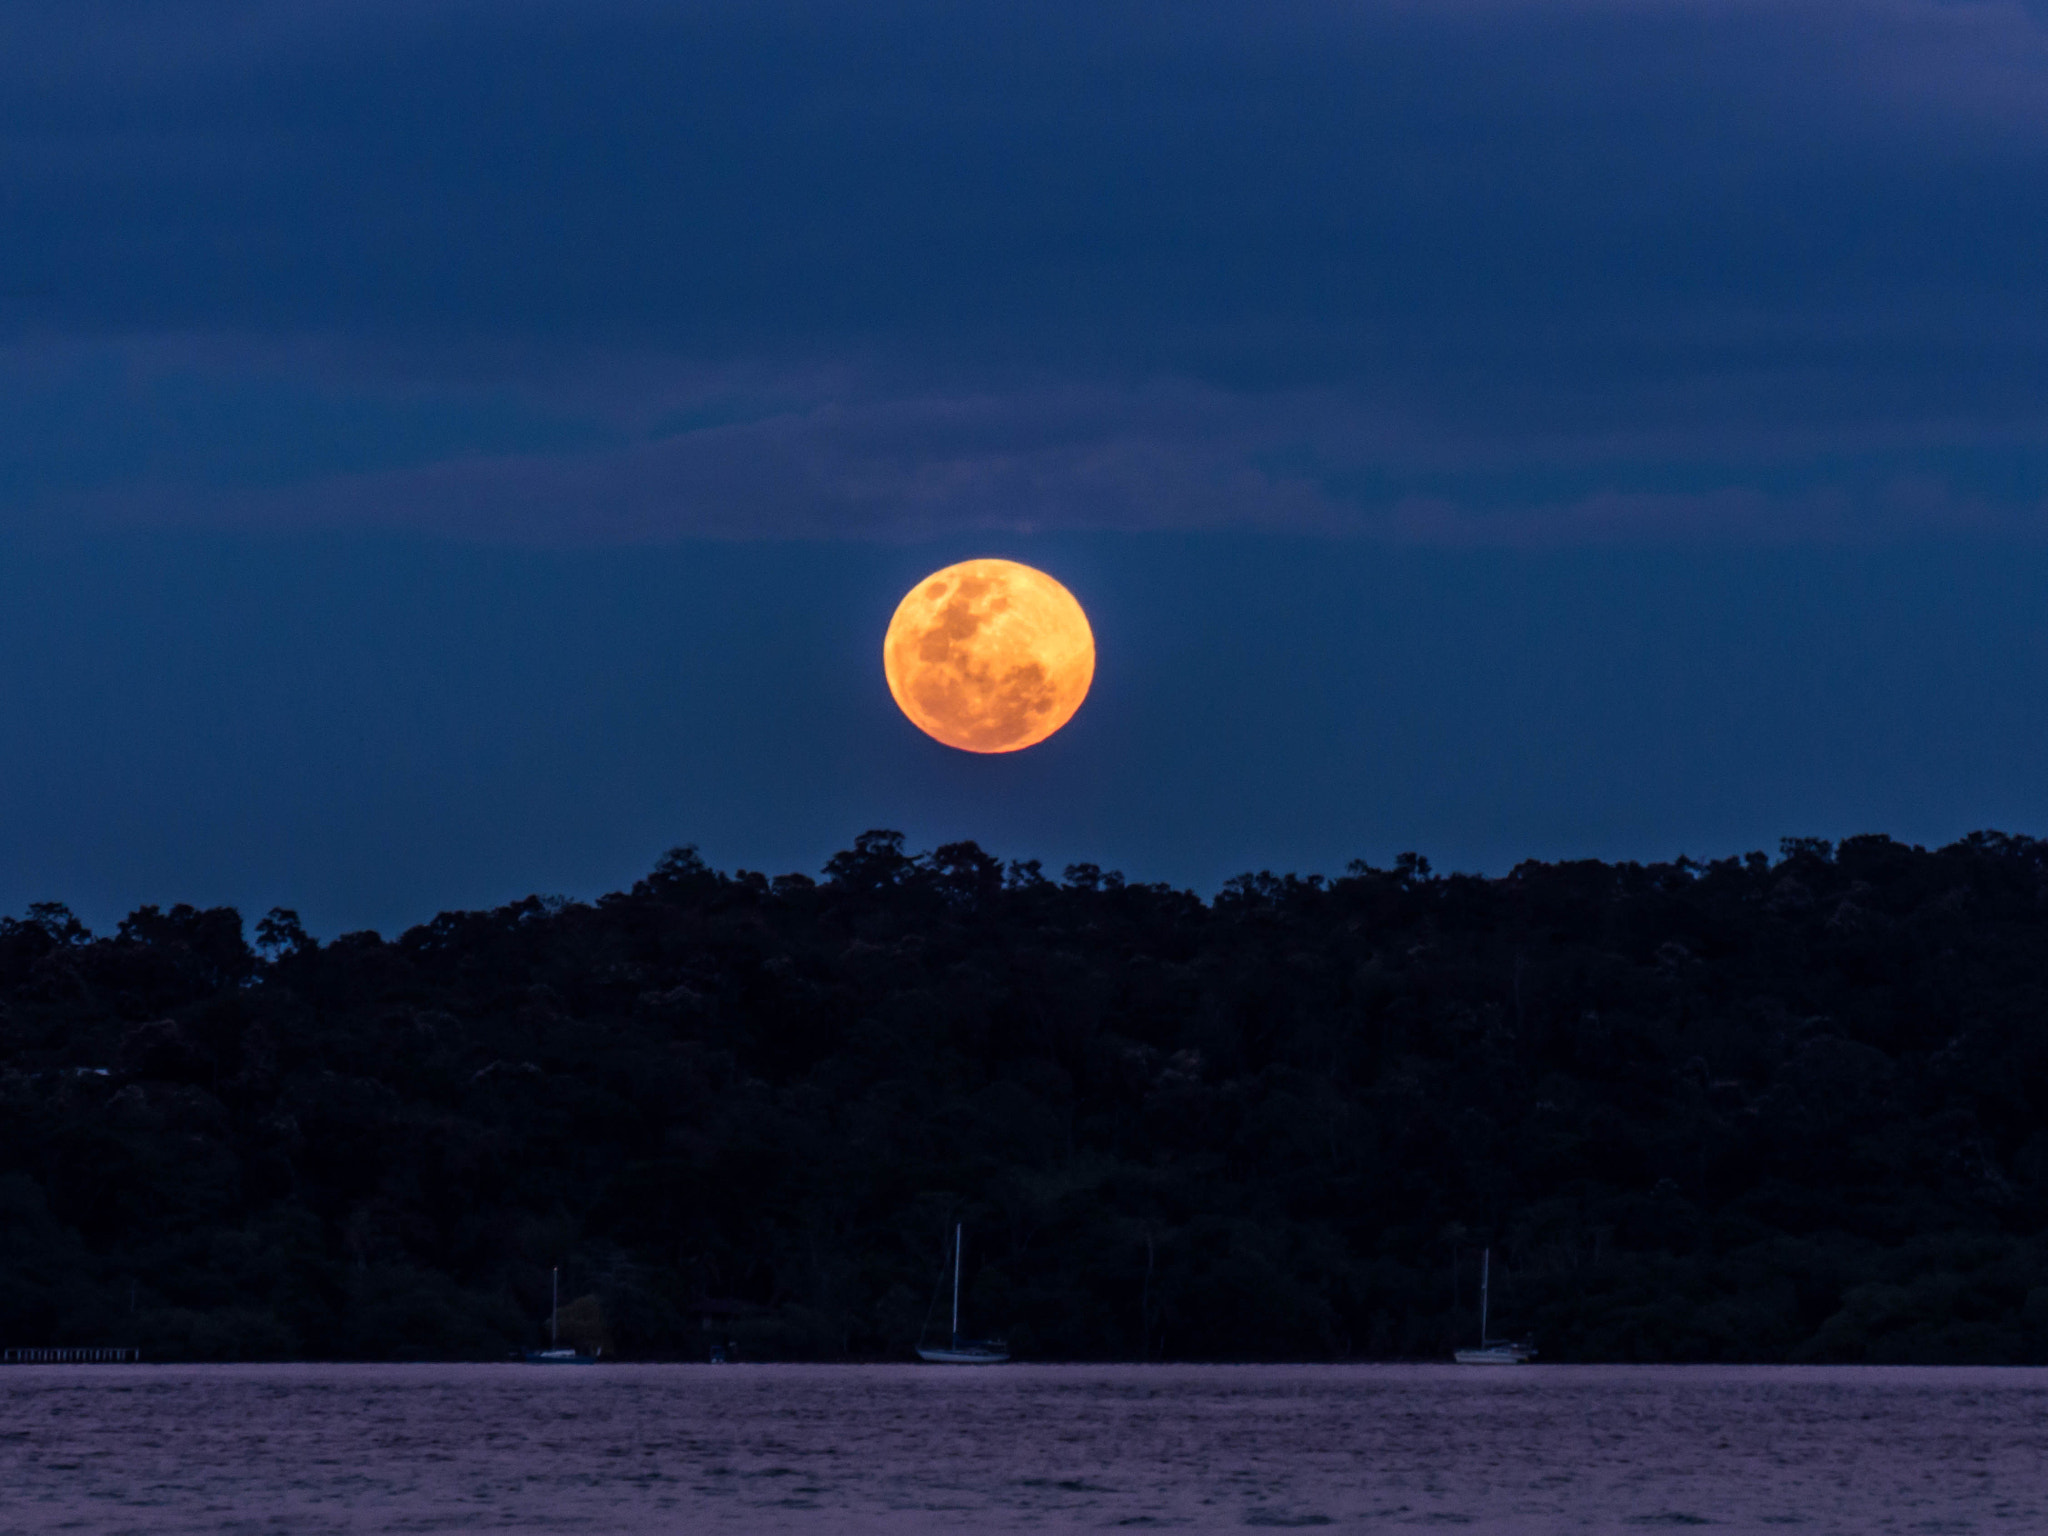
[{"xmin": 5, "ymin": 830, "xmax": 2048, "ymax": 1363}]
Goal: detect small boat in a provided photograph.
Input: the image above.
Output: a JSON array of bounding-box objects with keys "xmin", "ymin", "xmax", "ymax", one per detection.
[
  {"xmin": 524, "ymin": 1348, "xmax": 598, "ymax": 1365},
  {"xmin": 1453, "ymin": 1342, "xmax": 1534, "ymax": 1365},
  {"xmin": 916, "ymin": 1339, "xmax": 1010, "ymax": 1365},
  {"xmin": 916, "ymin": 1223, "xmax": 1009, "ymax": 1364},
  {"xmin": 525, "ymin": 1267, "xmax": 601, "ymax": 1364},
  {"xmin": 1453, "ymin": 1247, "xmax": 1535, "ymax": 1365}
]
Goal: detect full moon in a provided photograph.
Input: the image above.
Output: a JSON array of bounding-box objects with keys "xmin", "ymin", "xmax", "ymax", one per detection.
[{"xmin": 883, "ymin": 559, "xmax": 1095, "ymax": 753}]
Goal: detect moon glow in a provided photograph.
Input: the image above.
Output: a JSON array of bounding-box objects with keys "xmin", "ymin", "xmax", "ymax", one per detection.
[{"xmin": 883, "ymin": 559, "xmax": 1096, "ymax": 753}]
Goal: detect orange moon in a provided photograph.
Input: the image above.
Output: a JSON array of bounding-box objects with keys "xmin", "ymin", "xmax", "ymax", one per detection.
[{"xmin": 883, "ymin": 559, "xmax": 1095, "ymax": 753}]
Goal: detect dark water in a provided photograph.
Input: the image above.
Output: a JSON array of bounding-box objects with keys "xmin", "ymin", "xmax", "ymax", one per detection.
[{"xmin": 2, "ymin": 1363, "xmax": 2044, "ymax": 1533}]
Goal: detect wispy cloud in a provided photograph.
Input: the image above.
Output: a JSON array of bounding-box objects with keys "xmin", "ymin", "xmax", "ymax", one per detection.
[{"xmin": 7, "ymin": 1, "xmax": 2048, "ymax": 543}]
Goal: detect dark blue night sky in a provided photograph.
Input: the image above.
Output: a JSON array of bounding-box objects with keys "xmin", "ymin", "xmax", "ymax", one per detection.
[{"xmin": 7, "ymin": 1, "xmax": 2048, "ymax": 934}]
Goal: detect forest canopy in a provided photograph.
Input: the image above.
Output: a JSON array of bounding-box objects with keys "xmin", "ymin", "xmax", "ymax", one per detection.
[{"xmin": 5, "ymin": 830, "xmax": 2048, "ymax": 1363}]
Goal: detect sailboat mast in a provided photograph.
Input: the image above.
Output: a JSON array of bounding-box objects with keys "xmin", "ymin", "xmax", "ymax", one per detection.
[
  {"xmin": 1479, "ymin": 1248, "xmax": 1490, "ymax": 1343},
  {"xmin": 551, "ymin": 1266, "xmax": 559, "ymax": 1348},
  {"xmin": 951, "ymin": 1224, "xmax": 963, "ymax": 1342}
]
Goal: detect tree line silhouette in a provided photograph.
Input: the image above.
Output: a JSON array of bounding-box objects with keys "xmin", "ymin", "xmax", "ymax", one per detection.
[{"xmin": 4, "ymin": 829, "xmax": 2048, "ymax": 1362}]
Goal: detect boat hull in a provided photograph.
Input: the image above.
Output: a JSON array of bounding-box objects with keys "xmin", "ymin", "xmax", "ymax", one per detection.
[
  {"xmin": 1454, "ymin": 1346, "xmax": 1533, "ymax": 1365},
  {"xmin": 523, "ymin": 1349, "xmax": 600, "ymax": 1365},
  {"xmin": 915, "ymin": 1346, "xmax": 1009, "ymax": 1364}
]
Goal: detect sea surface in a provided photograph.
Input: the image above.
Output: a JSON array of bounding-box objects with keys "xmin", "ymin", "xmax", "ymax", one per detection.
[{"xmin": 2, "ymin": 1363, "xmax": 2044, "ymax": 1534}]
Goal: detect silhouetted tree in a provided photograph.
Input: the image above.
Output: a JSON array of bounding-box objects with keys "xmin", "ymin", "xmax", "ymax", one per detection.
[{"xmin": 4, "ymin": 830, "xmax": 2048, "ymax": 1364}]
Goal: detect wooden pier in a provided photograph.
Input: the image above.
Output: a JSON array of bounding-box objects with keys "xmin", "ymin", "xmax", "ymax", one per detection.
[{"xmin": 2, "ymin": 1348, "xmax": 141, "ymax": 1363}]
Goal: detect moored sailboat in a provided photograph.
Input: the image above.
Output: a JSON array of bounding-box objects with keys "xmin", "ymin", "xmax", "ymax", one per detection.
[
  {"xmin": 916, "ymin": 1224, "xmax": 1008, "ymax": 1364},
  {"xmin": 1453, "ymin": 1247, "xmax": 1535, "ymax": 1365},
  {"xmin": 525, "ymin": 1266, "xmax": 601, "ymax": 1364}
]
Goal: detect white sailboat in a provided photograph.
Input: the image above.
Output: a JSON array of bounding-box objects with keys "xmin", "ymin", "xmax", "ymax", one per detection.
[
  {"xmin": 525, "ymin": 1266, "xmax": 600, "ymax": 1364},
  {"xmin": 915, "ymin": 1224, "xmax": 1009, "ymax": 1364},
  {"xmin": 1453, "ymin": 1247, "xmax": 1534, "ymax": 1364}
]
